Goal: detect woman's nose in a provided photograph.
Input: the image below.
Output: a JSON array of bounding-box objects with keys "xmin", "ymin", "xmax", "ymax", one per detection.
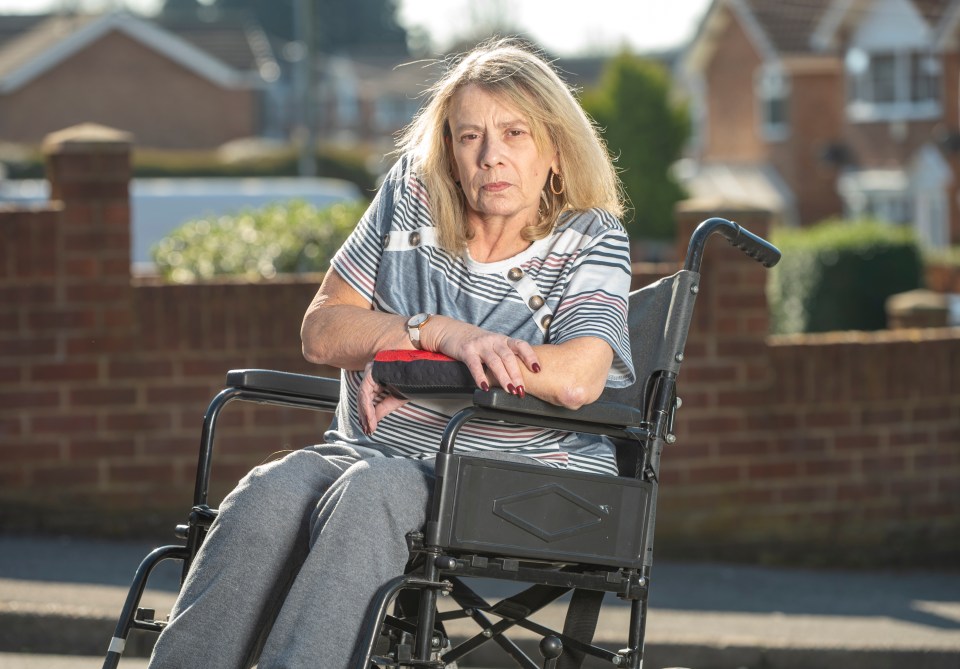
[{"xmin": 480, "ymin": 137, "xmax": 503, "ymax": 167}]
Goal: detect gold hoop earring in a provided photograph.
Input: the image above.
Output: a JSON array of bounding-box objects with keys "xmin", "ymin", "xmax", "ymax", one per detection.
[{"xmin": 549, "ymin": 170, "xmax": 564, "ymax": 196}]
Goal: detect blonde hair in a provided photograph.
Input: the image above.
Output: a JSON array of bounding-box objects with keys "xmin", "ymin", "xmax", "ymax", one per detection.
[{"xmin": 397, "ymin": 38, "xmax": 625, "ymax": 254}]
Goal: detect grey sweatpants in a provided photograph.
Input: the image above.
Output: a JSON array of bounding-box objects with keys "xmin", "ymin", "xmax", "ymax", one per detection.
[{"xmin": 147, "ymin": 444, "xmax": 434, "ymax": 669}]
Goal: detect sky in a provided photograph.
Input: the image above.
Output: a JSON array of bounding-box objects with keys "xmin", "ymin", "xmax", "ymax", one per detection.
[{"xmin": 0, "ymin": 0, "xmax": 713, "ymax": 56}]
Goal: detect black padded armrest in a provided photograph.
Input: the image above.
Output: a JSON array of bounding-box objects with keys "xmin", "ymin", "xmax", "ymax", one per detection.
[
  {"xmin": 225, "ymin": 369, "xmax": 340, "ymax": 401},
  {"xmin": 472, "ymin": 388, "xmax": 644, "ymax": 428}
]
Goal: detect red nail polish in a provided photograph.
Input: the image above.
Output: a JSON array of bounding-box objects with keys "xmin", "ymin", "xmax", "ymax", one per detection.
[
  {"xmin": 481, "ymin": 381, "xmax": 490, "ymax": 392},
  {"xmin": 517, "ymin": 385, "xmax": 525, "ymax": 398},
  {"xmin": 507, "ymin": 384, "xmax": 516, "ymax": 394},
  {"xmin": 532, "ymin": 363, "xmax": 541, "ymax": 373}
]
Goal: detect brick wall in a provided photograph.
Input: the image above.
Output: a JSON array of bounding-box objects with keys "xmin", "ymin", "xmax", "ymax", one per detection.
[
  {"xmin": 2, "ymin": 127, "xmax": 959, "ymax": 566},
  {"xmin": 0, "ymin": 125, "xmax": 329, "ymax": 536}
]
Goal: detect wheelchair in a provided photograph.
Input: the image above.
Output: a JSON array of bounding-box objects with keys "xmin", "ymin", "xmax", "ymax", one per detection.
[{"xmin": 102, "ymin": 217, "xmax": 780, "ymax": 669}]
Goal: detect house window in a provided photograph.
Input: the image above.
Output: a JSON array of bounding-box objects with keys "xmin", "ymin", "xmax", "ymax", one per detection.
[
  {"xmin": 838, "ymin": 169, "xmax": 912, "ymax": 225},
  {"xmin": 757, "ymin": 66, "xmax": 789, "ymax": 141},
  {"xmin": 846, "ymin": 48, "xmax": 940, "ymax": 121}
]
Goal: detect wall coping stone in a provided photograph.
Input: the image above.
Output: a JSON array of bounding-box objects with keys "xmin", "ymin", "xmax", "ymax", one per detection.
[{"xmin": 42, "ymin": 123, "xmax": 133, "ymax": 154}]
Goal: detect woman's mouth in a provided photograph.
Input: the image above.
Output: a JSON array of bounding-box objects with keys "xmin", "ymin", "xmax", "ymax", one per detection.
[{"xmin": 482, "ymin": 181, "xmax": 511, "ymax": 192}]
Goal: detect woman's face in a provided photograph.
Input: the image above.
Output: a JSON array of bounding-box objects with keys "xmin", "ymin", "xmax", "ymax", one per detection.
[{"xmin": 447, "ymin": 84, "xmax": 559, "ymax": 229}]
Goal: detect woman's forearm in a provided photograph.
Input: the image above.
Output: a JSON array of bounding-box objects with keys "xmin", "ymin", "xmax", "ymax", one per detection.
[
  {"xmin": 302, "ymin": 303, "xmax": 410, "ymax": 371},
  {"xmin": 301, "ymin": 269, "xmax": 412, "ymax": 371},
  {"xmin": 517, "ymin": 340, "xmax": 613, "ymax": 410}
]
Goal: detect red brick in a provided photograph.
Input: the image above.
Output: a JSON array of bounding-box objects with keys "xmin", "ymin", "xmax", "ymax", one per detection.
[
  {"xmin": 145, "ymin": 384, "xmax": 215, "ymax": 405},
  {"xmin": 31, "ymin": 413, "xmax": 98, "ymax": 434},
  {"xmin": 65, "ymin": 232, "xmax": 129, "ymax": 257},
  {"xmin": 105, "ymin": 462, "xmax": 176, "ymax": 486},
  {"xmin": 63, "ymin": 282, "xmax": 130, "ymax": 303},
  {"xmin": 801, "ymin": 409, "xmax": 855, "ymax": 429},
  {"xmin": 0, "ymin": 389, "xmax": 61, "ymax": 410},
  {"xmin": 686, "ymin": 464, "xmax": 742, "ymax": 484},
  {"xmin": 0, "ymin": 416, "xmax": 23, "ymax": 438},
  {"xmin": 65, "ymin": 335, "xmax": 133, "ymax": 355},
  {"xmin": 0, "ymin": 284, "xmax": 57, "ymax": 304},
  {"xmin": 0, "ymin": 337, "xmax": 58, "ymax": 358},
  {"xmin": 26, "ymin": 308, "xmax": 98, "ymax": 331},
  {"xmin": 31, "ymin": 361, "xmax": 99, "ymax": 382},
  {"xmin": 747, "ymin": 461, "xmax": 799, "ymax": 480},
  {"xmin": 103, "ymin": 410, "xmax": 173, "ymax": 432},
  {"xmin": 0, "ymin": 440, "xmax": 60, "ymax": 463},
  {"xmin": 61, "ymin": 257, "xmax": 100, "ymax": 278},
  {"xmin": 778, "ymin": 485, "xmax": 835, "ymax": 504},
  {"xmin": 682, "ymin": 361, "xmax": 739, "ymax": 384},
  {"xmin": 0, "ymin": 364, "xmax": 22, "ymax": 383},
  {"xmin": 773, "ymin": 435, "xmax": 829, "ymax": 455},
  {"xmin": 719, "ymin": 438, "xmax": 770, "ymax": 457},
  {"xmin": 69, "ymin": 386, "xmax": 138, "ymax": 407},
  {"xmin": 69, "ymin": 437, "xmax": 136, "ymax": 459},
  {"xmin": 108, "ymin": 359, "xmax": 174, "ymax": 379},
  {"xmin": 32, "ymin": 463, "xmax": 99, "ymax": 487},
  {"xmin": 141, "ymin": 435, "xmax": 199, "ymax": 458},
  {"xmin": 913, "ymin": 404, "xmax": 959, "ymax": 422},
  {"xmin": 802, "ymin": 458, "xmax": 855, "ymax": 477},
  {"xmin": 833, "ymin": 433, "xmax": 883, "ymax": 452}
]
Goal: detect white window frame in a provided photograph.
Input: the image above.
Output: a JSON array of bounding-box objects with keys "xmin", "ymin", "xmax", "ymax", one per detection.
[
  {"xmin": 846, "ymin": 48, "xmax": 941, "ymax": 122},
  {"xmin": 756, "ymin": 65, "xmax": 789, "ymax": 142}
]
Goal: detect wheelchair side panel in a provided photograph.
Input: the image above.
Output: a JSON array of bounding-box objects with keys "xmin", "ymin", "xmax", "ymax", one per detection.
[{"xmin": 435, "ymin": 455, "xmax": 652, "ymax": 569}]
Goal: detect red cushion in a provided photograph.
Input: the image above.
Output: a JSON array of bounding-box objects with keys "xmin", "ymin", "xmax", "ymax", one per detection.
[{"xmin": 371, "ymin": 350, "xmax": 475, "ymax": 398}]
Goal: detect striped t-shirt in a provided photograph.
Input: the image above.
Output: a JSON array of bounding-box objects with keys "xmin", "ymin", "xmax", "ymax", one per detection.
[{"xmin": 324, "ymin": 155, "xmax": 635, "ymax": 475}]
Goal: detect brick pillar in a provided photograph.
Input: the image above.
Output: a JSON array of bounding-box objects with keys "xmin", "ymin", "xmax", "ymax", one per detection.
[
  {"xmin": 0, "ymin": 124, "xmax": 136, "ymax": 532},
  {"xmin": 673, "ymin": 201, "xmax": 776, "ymax": 401},
  {"xmin": 42, "ymin": 123, "xmax": 135, "ymax": 351},
  {"xmin": 656, "ymin": 199, "xmax": 781, "ymax": 556}
]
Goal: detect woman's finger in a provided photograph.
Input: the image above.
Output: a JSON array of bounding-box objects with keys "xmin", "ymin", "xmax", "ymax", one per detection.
[
  {"xmin": 482, "ymin": 352, "xmax": 522, "ymax": 396},
  {"xmin": 359, "ymin": 361, "xmax": 393, "ymax": 435},
  {"xmin": 510, "ymin": 338, "xmax": 541, "ymax": 374},
  {"xmin": 374, "ymin": 394, "xmax": 408, "ymax": 422}
]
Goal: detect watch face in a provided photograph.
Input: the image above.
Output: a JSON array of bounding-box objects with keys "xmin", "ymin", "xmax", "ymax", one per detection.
[{"xmin": 408, "ymin": 313, "xmax": 430, "ymax": 328}]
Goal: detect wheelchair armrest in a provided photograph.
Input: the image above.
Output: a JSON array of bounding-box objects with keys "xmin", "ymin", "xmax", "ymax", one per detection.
[
  {"xmin": 225, "ymin": 369, "xmax": 340, "ymax": 401},
  {"xmin": 473, "ymin": 388, "xmax": 644, "ymax": 428}
]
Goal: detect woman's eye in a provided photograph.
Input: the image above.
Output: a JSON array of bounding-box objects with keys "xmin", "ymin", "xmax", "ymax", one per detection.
[{"xmin": 461, "ymin": 133, "xmax": 479, "ymax": 142}]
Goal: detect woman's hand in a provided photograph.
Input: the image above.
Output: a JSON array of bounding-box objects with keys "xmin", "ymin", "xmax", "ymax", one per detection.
[
  {"xmin": 426, "ymin": 317, "xmax": 540, "ymax": 396},
  {"xmin": 357, "ymin": 361, "xmax": 408, "ymax": 435}
]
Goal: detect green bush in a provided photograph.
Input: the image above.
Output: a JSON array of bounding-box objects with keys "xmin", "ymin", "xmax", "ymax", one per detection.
[
  {"xmin": 151, "ymin": 199, "xmax": 368, "ymax": 283},
  {"xmin": 769, "ymin": 218, "xmax": 923, "ymax": 334}
]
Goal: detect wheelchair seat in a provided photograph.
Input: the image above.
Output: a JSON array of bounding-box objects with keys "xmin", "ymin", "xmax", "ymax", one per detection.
[{"xmin": 101, "ymin": 217, "xmax": 780, "ymax": 669}]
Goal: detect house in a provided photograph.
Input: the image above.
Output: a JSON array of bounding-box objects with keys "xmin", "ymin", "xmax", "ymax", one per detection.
[
  {"xmin": 679, "ymin": 0, "xmax": 960, "ymax": 247},
  {"xmin": 0, "ymin": 10, "xmax": 280, "ymax": 149}
]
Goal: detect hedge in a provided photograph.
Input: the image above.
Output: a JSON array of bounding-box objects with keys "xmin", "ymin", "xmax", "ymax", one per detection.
[
  {"xmin": 2, "ymin": 145, "xmax": 379, "ymax": 194},
  {"xmin": 769, "ymin": 218, "xmax": 924, "ymax": 334},
  {"xmin": 151, "ymin": 199, "xmax": 368, "ymax": 283}
]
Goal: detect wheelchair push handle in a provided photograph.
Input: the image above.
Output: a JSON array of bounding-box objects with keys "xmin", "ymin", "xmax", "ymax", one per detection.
[{"xmin": 683, "ymin": 217, "xmax": 782, "ymax": 273}]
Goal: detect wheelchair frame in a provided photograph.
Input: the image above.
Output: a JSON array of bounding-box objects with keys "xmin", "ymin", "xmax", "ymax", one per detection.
[{"xmin": 102, "ymin": 217, "xmax": 780, "ymax": 669}]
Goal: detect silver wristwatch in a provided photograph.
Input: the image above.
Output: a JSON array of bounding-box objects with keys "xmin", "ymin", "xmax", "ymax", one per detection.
[{"xmin": 406, "ymin": 313, "xmax": 432, "ymax": 349}]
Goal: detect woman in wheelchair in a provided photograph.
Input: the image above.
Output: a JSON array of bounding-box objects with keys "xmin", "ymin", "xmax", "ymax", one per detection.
[{"xmin": 147, "ymin": 38, "xmax": 636, "ymax": 669}]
